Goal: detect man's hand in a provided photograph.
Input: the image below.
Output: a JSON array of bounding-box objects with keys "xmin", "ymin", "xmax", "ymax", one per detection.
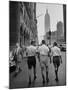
[
  {"xmin": 61, "ymin": 60, "xmax": 62, "ymax": 64},
  {"xmin": 61, "ymin": 58, "xmax": 62, "ymax": 64},
  {"xmin": 49, "ymin": 56, "xmax": 52, "ymax": 64},
  {"xmin": 60, "ymin": 56, "xmax": 62, "ymax": 64},
  {"xmin": 50, "ymin": 60, "xmax": 51, "ymax": 64}
]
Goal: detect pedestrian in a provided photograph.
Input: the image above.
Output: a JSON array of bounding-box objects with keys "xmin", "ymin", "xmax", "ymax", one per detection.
[
  {"xmin": 37, "ymin": 40, "xmax": 50, "ymax": 85},
  {"xmin": 13, "ymin": 43, "xmax": 22, "ymax": 77},
  {"xmin": 9, "ymin": 50, "xmax": 16, "ymax": 73},
  {"xmin": 51, "ymin": 42, "xmax": 62, "ymax": 82},
  {"xmin": 46, "ymin": 44, "xmax": 51, "ymax": 63},
  {"xmin": 26, "ymin": 41, "xmax": 37, "ymax": 87}
]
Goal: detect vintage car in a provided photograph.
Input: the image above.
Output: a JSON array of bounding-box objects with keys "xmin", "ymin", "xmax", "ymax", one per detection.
[{"xmin": 59, "ymin": 44, "xmax": 66, "ymax": 52}]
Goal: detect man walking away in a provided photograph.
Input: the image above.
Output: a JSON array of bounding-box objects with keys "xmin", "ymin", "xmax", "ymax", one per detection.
[
  {"xmin": 51, "ymin": 42, "xmax": 62, "ymax": 82},
  {"xmin": 13, "ymin": 43, "xmax": 22, "ymax": 77},
  {"xmin": 26, "ymin": 41, "xmax": 37, "ymax": 87},
  {"xmin": 38, "ymin": 40, "xmax": 50, "ymax": 85}
]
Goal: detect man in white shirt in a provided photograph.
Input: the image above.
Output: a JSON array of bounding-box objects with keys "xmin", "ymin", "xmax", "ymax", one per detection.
[
  {"xmin": 26, "ymin": 41, "xmax": 37, "ymax": 87},
  {"xmin": 51, "ymin": 42, "xmax": 62, "ymax": 82},
  {"xmin": 38, "ymin": 40, "xmax": 50, "ymax": 85}
]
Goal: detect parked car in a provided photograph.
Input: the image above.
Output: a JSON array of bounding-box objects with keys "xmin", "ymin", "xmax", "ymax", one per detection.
[{"xmin": 59, "ymin": 44, "xmax": 66, "ymax": 52}]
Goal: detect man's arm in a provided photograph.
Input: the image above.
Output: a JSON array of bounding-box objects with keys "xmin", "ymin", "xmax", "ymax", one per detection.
[
  {"xmin": 25, "ymin": 47, "xmax": 28, "ymax": 57},
  {"xmin": 60, "ymin": 55, "xmax": 62, "ymax": 64},
  {"xmin": 49, "ymin": 48, "xmax": 53, "ymax": 64},
  {"xmin": 37, "ymin": 52, "xmax": 40, "ymax": 62},
  {"xmin": 48, "ymin": 47, "xmax": 52, "ymax": 64},
  {"xmin": 36, "ymin": 46, "xmax": 40, "ymax": 62},
  {"xmin": 59, "ymin": 48, "xmax": 62, "ymax": 64}
]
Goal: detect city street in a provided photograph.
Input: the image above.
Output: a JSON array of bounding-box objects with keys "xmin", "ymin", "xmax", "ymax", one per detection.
[
  {"xmin": 10, "ymin": 52, "xmax": 66, "ymax": 89},
  {"xmin": 9, "ymin": 2, "xmax": 66, "ymax": 89}
]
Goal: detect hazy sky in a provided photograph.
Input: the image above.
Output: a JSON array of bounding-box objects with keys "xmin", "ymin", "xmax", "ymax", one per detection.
[{"xmin": 36, "ymin": 3, "xmax": 63, "ymax": 44}]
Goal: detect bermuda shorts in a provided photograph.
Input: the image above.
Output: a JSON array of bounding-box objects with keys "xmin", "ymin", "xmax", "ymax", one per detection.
[
  {"xmin": 40, "ymin": 55, "xmax": 49, "ymax": 69},
  {"xmin": 53, "ymin": 56, "xmax": 60, "ymax": 67},
  {"xmin": 27, "ymin": 56, "xmax": 36, "ymax": 69}
]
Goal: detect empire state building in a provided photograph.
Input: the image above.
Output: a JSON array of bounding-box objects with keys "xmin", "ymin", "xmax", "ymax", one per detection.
[{"xmin": 45, "ymin": 9, "xmax": 50, "ymax": 33}]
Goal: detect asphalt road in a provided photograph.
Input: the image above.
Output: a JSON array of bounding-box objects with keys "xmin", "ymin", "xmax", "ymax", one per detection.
[{"xmin": 10, "ymin": 52, "xmax": 66, "ymax": 89}]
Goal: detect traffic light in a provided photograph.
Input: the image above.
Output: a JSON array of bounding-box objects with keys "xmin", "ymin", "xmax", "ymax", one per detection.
[{"xmin": 49, "ymin": 30, "xmax": 51, "ymax": 36}]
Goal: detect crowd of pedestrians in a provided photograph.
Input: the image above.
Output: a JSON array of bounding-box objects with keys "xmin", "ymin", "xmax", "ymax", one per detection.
[{"xmin": 9, "ymin": 40, "xmax": 62, "ymax": 87}]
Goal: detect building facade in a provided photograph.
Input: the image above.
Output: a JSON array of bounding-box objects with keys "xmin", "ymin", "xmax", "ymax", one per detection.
[
  {"xmin": 19, "ymin": 2, "xmax": 38, "ymax": 46},
  {"xmin": 9, "ymin": 1, "xmax": 20, "ymax": 50},
  {"xmin": 10, "ymin": 1, "xmax": 38, "ymax": 50}
]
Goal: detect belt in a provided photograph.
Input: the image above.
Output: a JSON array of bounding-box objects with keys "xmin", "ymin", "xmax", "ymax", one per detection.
[
  {"xmin": 40, "ymin": 54, "xmax": 48, "ymax": 56},
  {"xmin": 28, "ymin": 55, "xmax": 35, "ymax": 57},
  {"xmin": 53, "ymin": 56, "xmax": 60, "ymax": 57}
]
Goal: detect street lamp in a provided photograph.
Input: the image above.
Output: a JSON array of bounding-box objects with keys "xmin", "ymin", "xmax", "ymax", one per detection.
[
  {"xmin": 47, "ymin": 29, "xmax": 51, "ymax": 45},
  {"xmin": 49, "ymin": 29, "xmax": 51, "ymax": 45}
]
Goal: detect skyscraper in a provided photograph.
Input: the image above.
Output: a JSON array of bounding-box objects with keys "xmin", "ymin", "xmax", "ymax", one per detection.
[
  {"xmin": 44, "ymin": 9, "xmax": 50, "ymax": 44},
  {"xmin": 45, "ymin": 9, "xmax": 50, "ymax": 33},
  {"xmin": 57, "ymin": 21, "xmax": 64, "ymax": 37},
  {"xmin": 10, "ymin": 1, "xmax": 38, "ymax": 50},
  {"xmin": 57, "ymin": 21, "xmax": 64, "ymax": 43}
]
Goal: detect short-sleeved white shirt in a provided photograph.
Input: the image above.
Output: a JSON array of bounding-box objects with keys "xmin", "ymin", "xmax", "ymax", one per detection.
[
  {"xmin": 38, "ymin": 44, "xmax": 49, "ymax": 56},
  {"xmin": 51, "ymin": 46, "xmax": 61, "ymax": 56},
  {"xmin": 26, "ymin": 45, "xmax": 36, "ymax": 56}
]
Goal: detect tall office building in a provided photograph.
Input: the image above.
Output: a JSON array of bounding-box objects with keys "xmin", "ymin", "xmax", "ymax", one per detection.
[
  {"xmin": 45, "ymin": 9, "xmax": 50, "ymax": 33},
  {"xmin": 44, "ymin": 9, "xmax": 50, "ymax": 44},
  {"xmin": 57, "ymin": 21, "xmax": 64, "ymax": 43}
]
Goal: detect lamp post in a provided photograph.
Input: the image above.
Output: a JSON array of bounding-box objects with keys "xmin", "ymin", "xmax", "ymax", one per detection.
[
  {"xmin": 49, "ymin": 29, "xmax": 51, "ymax": 45},
  {"xmin": 47, "ymin": 29, "xmax": 51, "ymax": 45}
]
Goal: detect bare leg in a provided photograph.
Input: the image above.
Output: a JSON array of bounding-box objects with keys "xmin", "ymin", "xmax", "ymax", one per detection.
[
  {"xmin": 46, "ymin": 66, "xmax": 49, "ymax": 83},
  {"xmin": 41, "ymin": 67, "xmax": 45, "ymax": 85},
  {"xmin": 28, "ymin": 69, "xmax": 31, "ymax": 87},
  {"xmin": 33, "ymin": 66, "xmax": 36, "ymax": 81},
  {"xmin": 55, "ymin": 65, "xmax": 59, "ymax": 82}
]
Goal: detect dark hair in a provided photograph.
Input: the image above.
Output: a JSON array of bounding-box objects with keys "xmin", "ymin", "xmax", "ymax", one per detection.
[
  {"xmin": 53, "ymin": 42, "xmax": 57, "ymax": 46},
  {"xmin": 31, "ymin": 41, "xmax": 34, "ymax": 45},
  {"xmin": 42, "ymin": 40, "xmax": 45, "ymax": 44},
  {"xmin": 60, "ymin": 44, "xmax": 62, "ymax": 46}
]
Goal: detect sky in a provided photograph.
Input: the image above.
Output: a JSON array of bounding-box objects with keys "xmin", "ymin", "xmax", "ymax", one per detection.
[{"xmin": 36, "ymin": 3, "xmax": 63, "ymax": 44}]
